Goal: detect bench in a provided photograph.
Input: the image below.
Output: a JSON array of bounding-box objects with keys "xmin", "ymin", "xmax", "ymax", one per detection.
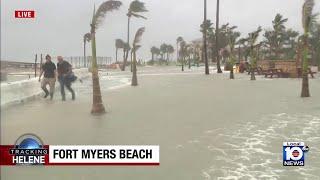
[{"xmin": 264, "ymin": 68, "xmax": 284, "ymax": 78}]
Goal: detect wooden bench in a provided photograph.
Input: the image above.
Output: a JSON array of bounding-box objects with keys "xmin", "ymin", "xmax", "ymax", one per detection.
[
  {"xmin": 247, "ymin": 67, "xmax": 264, "ymax": 75},
  {"xmin": 264, "ymin": 68, "xmax": 284, "ymax": 78}
]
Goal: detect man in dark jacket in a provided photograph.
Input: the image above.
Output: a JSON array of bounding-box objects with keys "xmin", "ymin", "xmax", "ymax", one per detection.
[
  {"xmin": 57, "ymin": 56, "xmax": 75, "ymax": 101},
  {"xmin": 38, "ymin": 54, "xmax": 56, "ymax": 100}
]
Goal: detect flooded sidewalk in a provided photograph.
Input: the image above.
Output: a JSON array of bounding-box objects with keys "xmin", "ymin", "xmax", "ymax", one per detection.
[{"xmin": 1, "ymin": 66, "xmax": 320, "ymax": 179}]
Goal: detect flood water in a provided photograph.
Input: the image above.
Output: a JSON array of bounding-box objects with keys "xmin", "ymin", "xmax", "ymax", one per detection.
[{"xmin": 1, "ymin": 66, "xmax": 320, "ymax": 180}]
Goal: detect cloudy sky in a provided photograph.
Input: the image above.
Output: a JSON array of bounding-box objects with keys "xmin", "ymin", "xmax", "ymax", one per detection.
[{"xmin": 1, "ymin": 0, "xmax": 320, "ymax": 62}]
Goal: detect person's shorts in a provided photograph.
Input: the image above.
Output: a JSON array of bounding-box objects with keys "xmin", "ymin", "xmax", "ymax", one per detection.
[{"xmin": 41, "ymin": 78, "xmax": 56, "ymax": 91}]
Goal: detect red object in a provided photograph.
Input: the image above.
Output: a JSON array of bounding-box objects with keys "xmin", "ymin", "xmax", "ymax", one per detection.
[
  {"xmin": 0, "ymin": 145, "xmax": 49, "ymax": 165},
  {"xmin": 292, "ymin": 150, "xmax": 300, "ymax": 157},
  {"xmin": 14, "ymin": 10, "xmax": 35, "ymax": 18},
  {"xmin": 0, "ymin": 145, "xmax": 159, "ymax": 166}
]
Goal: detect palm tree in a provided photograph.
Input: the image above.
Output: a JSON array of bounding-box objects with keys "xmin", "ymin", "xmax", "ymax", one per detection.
[
  {"xmin": 150, "ymin": 46, "xmax": 158, "ymax": 63},
  {"xmin": 203, "ymin": 0, "xmax": 209, "ymax": 74},
  {"xmin": 227, "ymin": 28, "xmax": 240, "ymax": 79},
  {"xmin": 131, "ymin": 27, "xmax": 145, "ymax": 86},
  {"xmin": 301, "ymin": 0, "xmax": 315, "ymax": 97},
  {"xmin": 176, "ymin": 37, "xmax": 184, "ymax": 62},
  {"xmin": 215, "ymin": 0, "xmax": 222, "ymax": 73},
  {"xmin": 284, "ymin": 29, "xmax": 299, "ymax": 59},
  {"xmin": 273, "ymin": 14, "xmax": 288, "ymax": 58},
  {"xmin": 83, "ymin": 33, "xmax": 91, "ymax": 67},
  {"xmin": 160, "ymin": 43, "xmax": 168, "ymax": 63},
  {"xmin": 193, "ymin": 43, "xmax": 201, "ymax": 67},
  {"xmin": 122, "ymin": 0, "xmax": 147, "ymax": 71},
  {"xmin": 90, "ymin": 0, "xmax": 122, "ymax": 114},
  {"xmin": 115, "ymin": 39, "xmax": 125, "ymax": 63},
  {"xmin": 185, "ymin": 44, "xmax": 193, "ymax": 69},
  {"xmin": 237, "ymin": 38, "xmax": 248, "ymax": 63},
  {"xmin": 167, "ymin": 45, "xmax": 175, "ymax": 64},
  {"xmin": 310, "ymin": 23, "xmax": 320, "ymax": 71},
  {"xmin": 248, "ymin": 26, "xmax": 262, "ymax": 81},
  {"xmin": 123, "ymin": 43, "xmax": 131, "ymax": 66},
  {"xmin": 179, "ymin": 40, "xmax": 187, "ymax": 71}
]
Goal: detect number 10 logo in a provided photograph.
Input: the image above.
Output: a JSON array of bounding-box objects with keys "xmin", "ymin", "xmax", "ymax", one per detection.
[{"xmin": 283, "ymin": 142, "xmax": 308, "ymax": 166}]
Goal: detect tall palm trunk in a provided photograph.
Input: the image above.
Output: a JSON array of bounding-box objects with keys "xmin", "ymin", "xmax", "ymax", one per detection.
[
  {"xmin": 84, "ymin": 41, "xmax": 87, "ymax": 67},
  {"xmin": 91, "ymin": 32, "xmax": 106, "ymax": 114},
  {"xmin": 204, "ymin": 0, "xmax": 209, "ymax": 75},
  {"xmin": 216, "ymin": 0, "xmax": 222, "ymax": 73},
  {"xmin": 250, "ymin": 46, "xmax": 256, "ymax": 80},
  {"xmin": 230, "ymin": 69, "xmax": 234, "ymax": 79},
  {"xmin": 122, "ymin": 16, "xmax": 131, "ymax": 71},
  {"xmin": 250, "ymin": 68, "xmax": 256, "ymax": 80},
  {"xmin": 132, "ymin": 51, "xmax": 138, "ymax": 86},
  {"xmin": 152, "ymin": 53, "xmax": 154, "ymax": 62},
  {"xmin": 123, "ymin": 49, "xmax": 126, "ymax": 65},
  {"xmin": 238, "ymin": 44, "xmax": 241, "ymax": 63},
  {"xmin": 317, "ymin": 47, "xmax": 320, "ymax": 71},
  {"xmin": 130, "ymin": 52, "xmax": 133, "ymax": 72},
  {"xmin": 115, "ymin": 48, "xmax": 118, "ymax": 62},
  {"xmin": 182, "ymin": 57, "xmax": 184, "ymax": 71},
  {"xmin": 301, "ymin": 35, "xmax": 310, "ymax": 97},
  {"xmin": 177, "ymin": 43, "xmax": 179, "ymax": 62}
]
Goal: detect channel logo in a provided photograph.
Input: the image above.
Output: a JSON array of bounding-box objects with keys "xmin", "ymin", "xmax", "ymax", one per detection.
[
  {"xmin": 283, "ymin": 142, "xmax": 309, "ymax": 166},
  {"xmin": 9, "ymin": 134, "xmax": 48, "ymax": 165}
]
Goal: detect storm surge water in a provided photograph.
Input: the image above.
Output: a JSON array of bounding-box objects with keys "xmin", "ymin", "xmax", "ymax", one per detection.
[
  {"xmin": 1, "ymin": 66, "xmax": 319, "ymax": 180},
  {"xmin": 200, "ymin": 113, "xmax": 320, "ymax": 180}
]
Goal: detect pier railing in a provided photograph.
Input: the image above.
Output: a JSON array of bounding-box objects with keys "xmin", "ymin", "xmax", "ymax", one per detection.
[{"xmin": 1, "ymin": 55, "xmax": 112, "ymax": 81}]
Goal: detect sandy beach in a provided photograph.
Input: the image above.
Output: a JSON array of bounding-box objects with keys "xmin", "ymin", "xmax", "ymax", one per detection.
[{"xmin": 1, "ymin": 66, "xmax": 320, "ymax": 179}]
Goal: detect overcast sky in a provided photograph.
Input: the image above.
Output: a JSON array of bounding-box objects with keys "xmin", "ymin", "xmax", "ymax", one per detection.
[{"xmin": 1, "ymin": 0, "xmax": 320, "ymax": 62}]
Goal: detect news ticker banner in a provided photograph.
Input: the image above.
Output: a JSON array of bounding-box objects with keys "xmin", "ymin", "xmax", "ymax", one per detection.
[{"xmin": 0, "ymin": 145, "xmax": 160, "ymax": 166}]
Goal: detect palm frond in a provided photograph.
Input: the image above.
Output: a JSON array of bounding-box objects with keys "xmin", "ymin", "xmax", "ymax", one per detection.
[
  {"xmin": 130, "ymin": 12, "xmax": 147, "ymax": 19},
  {"xmin": 133, "ymin": 27, "xmax": 146, "ymax": 47},
  {"xmin": 129, "ymin": 0, "xmax": 148, "ymax": 13},
  {"xmin": 123, "ymin": 43, "xmax": 131, "ymax": 51},
  {"xmin": 115, "ymin": 39, "xmax": 125, "ymax": 48},
  {"xmin": 132, "ymin": 45, "xmax": 141, "ymax": 52},
  {"xmin": 92, "ymin": 0, "xmax": 122, "ymax": 30},
  {"xmin": 177, "ymin": 36, "xmax": 184, "ymax": 43},
  {"xmin": 302, "ymin": 0, "xmax": 315, "ymax": 32},
  {"xmin": 249, "ymin": 26, "xmax": 262, "ymax": 46},
  {"xmin": 84, "ymin": 33, "xmax": 91, "ymax": 42}
]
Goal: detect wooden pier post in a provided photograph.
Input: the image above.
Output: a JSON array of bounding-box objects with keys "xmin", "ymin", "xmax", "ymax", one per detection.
[{"xmin": 34, "ymin": 54, "xmax": 37, "ymax": 77}]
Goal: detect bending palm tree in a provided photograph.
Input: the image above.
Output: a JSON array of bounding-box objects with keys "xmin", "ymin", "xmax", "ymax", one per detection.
[
  {"xmin": 90, "ymin": 0, "xmax": 122, "ymax": 114},
  {"xmin": 301, "ymin": 0, "xmax": 315, "ymax": 97},
  {"xmin": 83, "ymin": 33, "xmax": 91, "ymax": 67},
  {"xmin": 131, "ymin": 27, "xmax": 145, "ymax": 86},
  {"xmin": 115, "ymin": 39, "xmax": 125, "ymax": 62},
  {"xmin": 122, "ymin": 0, "xmax": 147, "ymax": 71}
]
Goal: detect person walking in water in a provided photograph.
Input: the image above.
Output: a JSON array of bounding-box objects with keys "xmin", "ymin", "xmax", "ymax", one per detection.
[
  {"xmin": 57, "ymin": 56, "xmax": 75, "ymax": 101},
  {"xmin": 38, "ymin": 54, "xmax": 56, "ymax": 100}
]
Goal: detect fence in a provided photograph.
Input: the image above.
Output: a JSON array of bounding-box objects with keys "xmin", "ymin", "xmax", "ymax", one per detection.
[
  {"xmin": 63, "ymin": 56, "xmax": 113, "ymax": 69},
  {"xmin": 1, "ymin": 55, "xmax": 112, "ymax": 81}
]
